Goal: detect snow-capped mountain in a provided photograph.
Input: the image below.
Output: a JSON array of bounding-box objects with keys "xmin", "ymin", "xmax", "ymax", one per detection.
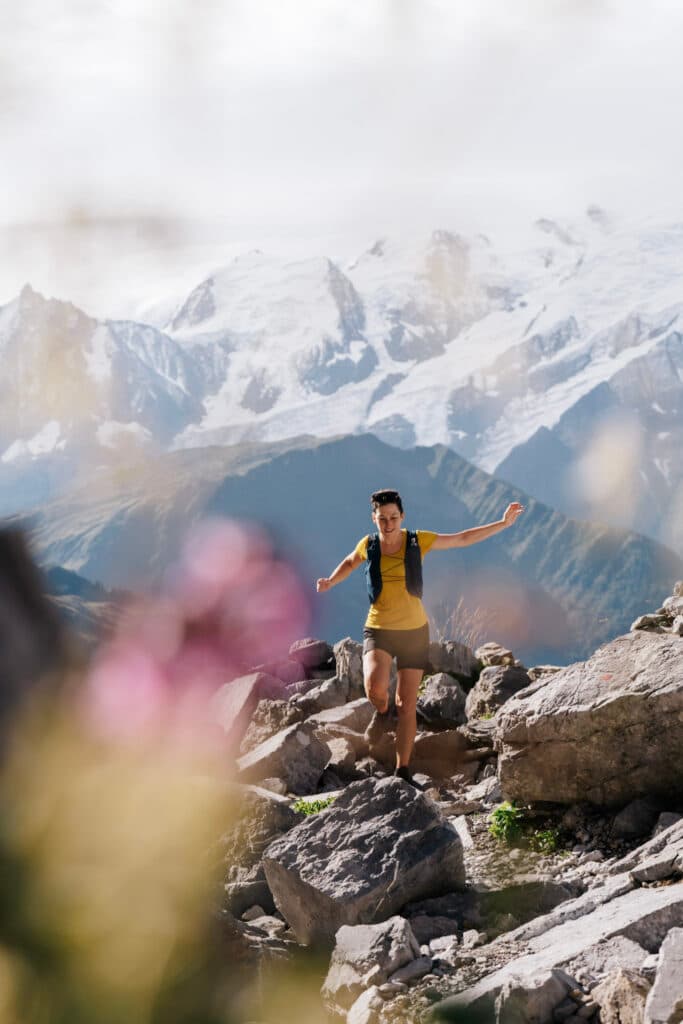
[{"xmin": 2, "ymin": 210, "xmax": 683, "ymax": 552}]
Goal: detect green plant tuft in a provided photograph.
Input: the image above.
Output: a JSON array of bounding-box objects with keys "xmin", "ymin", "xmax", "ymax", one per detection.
[
  {"xmin": 292, "ymin": 797, "xmax": 336, "ymax": 816},
  {"xmin": 488, "ymin": 801, "xmax": 524, "ymax": 844},
  {"xmin": 529, "ymin": 828, "xmax": 561, "ymax": 854}
]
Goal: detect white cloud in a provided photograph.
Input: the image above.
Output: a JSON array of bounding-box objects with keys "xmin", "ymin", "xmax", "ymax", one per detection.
[{"xmin": 2, "ymin": 0, "xmax": 683, "ymax": 313}]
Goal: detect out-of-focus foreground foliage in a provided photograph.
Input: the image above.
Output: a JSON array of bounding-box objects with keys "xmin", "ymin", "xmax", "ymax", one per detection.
[{"xmin": 0, "ymin": 521, "xmax": 331, "ymax": 1024}]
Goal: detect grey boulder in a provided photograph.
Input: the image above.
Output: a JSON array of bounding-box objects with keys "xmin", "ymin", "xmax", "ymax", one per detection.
[
  {"xmin": 322, "ymin": 916, "xmax": 419, "ymax": 1011},
  {"xmin": 238, "ymin": 698, "xmax": 303, "ymax": 754},
  {"xmin": 290, "ymin": 675, "xmax": 350, "ymax": 716},
  {"xmin": 289, "ymin": 636, "xmax": 333, "ymax": 669},
  {"xmin": 465, "ymin": 664, "xmax": 532, "ymax": 720},
  {"xmin": 220, "ymin": 784, "xmax": 302, "ymax": 916},
  {"xmin": 346, "ymin": 987, "xmax": 383, "ymax": 1024},
  {"xmin": 496, "ymin": 631, "xmax": 683, "ymax": 806},
  {"xmin": 494, "ymin": 970, "xmax": 571, "ymax": 1023},
  {"xmin": 236, "ymin": 721, "xmax": 330, "ymax": 794},
  {"xmin": 613, "ymin": 798, "xmax": 660, "ymax": 839},
  {"xmin": 212, "ymin": 671, "xmax": 282, "ymax": 748},
  {"xmin": 308, "ymin": 697, "xmax": 374, "ymax": 734},
  {"xmin": 428, "ymin": 640, "xmax": 480, "ymax": 683},
  {"xmin": 293, "ymin": 675, "xmax": 349, "ymax": 716},
  {"xmin": 594, "ymin": 968, "xmax": 652, "ymax": 1024},
  {"xmin": 262, "ymin": 776, "xmax": 465, "ymax": 945},
  {"xmin": 645, "ymin": 927, "xmax": 683, "ymax": 1024},
  {"xmin": 417, "ymin": 673, "xmax": 467, "ymax": 728},
  {"xmin": 334, "ymin": 637, "xmax": 366, "ymax": 698}
]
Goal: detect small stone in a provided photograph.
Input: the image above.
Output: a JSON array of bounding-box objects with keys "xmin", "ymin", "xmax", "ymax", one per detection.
[
  {"xmin": 378, "ymin": 982, "xmax": 408, "ymax": 995},
  {"xmin": 387, "ymin": 956, "xmax": 433, "ymax": 985},
  {"xmin": 241, "ymin": 904, "xmax": 267, "ymax": 921},
  {"xmin": 246, "ymin": 914, "xmax": 287, "ymax": 936},
  {"xmin": 430, "ymin": 935, "xmax": 459, "ymax": 954},
  {"xmin": 475, "ymin": 641, "xmax": 515, "ymax": 667}
]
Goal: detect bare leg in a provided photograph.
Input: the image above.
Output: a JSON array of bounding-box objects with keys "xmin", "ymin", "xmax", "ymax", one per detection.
[
  {"xmin": 363, "ymin": 648, "xmax": 393, "ymax": 712},
  {"xmin": 395, "ymin": 667, "xmax": 422, "ymax": 769}
]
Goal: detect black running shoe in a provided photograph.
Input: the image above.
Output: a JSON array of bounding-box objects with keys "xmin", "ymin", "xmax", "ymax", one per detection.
[
  {"xmin": 365, "ymin": 708, "xmax": 395, "ymax": 746},
  {"xmin": 394, "ymin": 765, "xmax": 421, "ymax": 789}
]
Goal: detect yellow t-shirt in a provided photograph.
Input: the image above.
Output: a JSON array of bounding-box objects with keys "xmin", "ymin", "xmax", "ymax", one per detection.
[{"xmin": 355, "ymin": 529, "xmax": 438, "ymax": 630}]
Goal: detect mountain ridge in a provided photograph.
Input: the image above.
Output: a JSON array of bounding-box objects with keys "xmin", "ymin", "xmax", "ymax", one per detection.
[
  {"xmin": 2, "ymin": 214, "xmax": 683, "ymax": 552},
  {"xmin": 18, "ymin": 433, "xmax": 683, "ymax": 667}
]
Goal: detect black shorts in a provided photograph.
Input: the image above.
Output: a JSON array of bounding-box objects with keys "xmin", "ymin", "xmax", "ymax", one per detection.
[{"xmin": 362, "ymin": 623, "xmax": 430, "ymax": 671}]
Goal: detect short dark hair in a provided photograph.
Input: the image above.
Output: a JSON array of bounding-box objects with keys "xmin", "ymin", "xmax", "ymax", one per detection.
[{"xmin": 370, "ymin": 489, "xmax": 403, "ymax": 514}]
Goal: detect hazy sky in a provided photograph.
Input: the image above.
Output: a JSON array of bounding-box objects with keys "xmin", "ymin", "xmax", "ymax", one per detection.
[{"xmin": 2, "ymin": 0, "xmax": 682, "ymax": 314}]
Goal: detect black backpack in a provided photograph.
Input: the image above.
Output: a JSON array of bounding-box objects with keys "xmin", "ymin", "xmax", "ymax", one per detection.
[{"xmin": 365, "ymin": 530, "xmax": 423, "ymax": 604}]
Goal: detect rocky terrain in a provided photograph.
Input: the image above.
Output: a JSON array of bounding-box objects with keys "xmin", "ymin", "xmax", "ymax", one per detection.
[{"xmin": 216, "ymin": 586, "xmax": 683, "ymax": 1023}]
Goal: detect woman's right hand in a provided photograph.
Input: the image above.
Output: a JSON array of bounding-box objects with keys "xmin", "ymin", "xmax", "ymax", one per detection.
[{"xmin": 316, "ymin": 578, "xmax": 332, "ymax": 593}]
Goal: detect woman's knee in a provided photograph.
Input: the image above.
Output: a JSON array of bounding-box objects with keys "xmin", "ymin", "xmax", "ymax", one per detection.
[
  {"xmin": 365, "ymin": 672, "xmax": 389, "ymax": 703},
  {"xmin": 395, "ymin": 696, "xmax": 417, "ymax": 717}
]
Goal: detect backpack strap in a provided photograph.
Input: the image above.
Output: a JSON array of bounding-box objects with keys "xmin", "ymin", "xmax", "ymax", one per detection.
[
  {"xmin": 404, "ymin": 530, "xmax": 424, "ymax": 598},
  {"xmin": 365, "ymin": 533, "xmax": 383, "ymax": 604}
]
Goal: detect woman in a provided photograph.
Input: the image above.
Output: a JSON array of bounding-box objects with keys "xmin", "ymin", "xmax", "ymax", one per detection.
[{"xmin": 316, "ymin": 488, "xmax": 525, "ymax": 785}]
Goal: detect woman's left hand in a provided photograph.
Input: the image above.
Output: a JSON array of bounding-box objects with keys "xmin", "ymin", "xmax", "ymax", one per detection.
[{"xmin": 503, "ymin": 502, "xmax": 525, "ymax": 527}]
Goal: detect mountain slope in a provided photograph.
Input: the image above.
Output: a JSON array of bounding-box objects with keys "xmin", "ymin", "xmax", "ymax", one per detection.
[
  {"xmin": 3, "ymin": 214, "xmax": 683, "ymax": 552},
  {"xmin": 19, "ymin": 434, "xmax": 683, "ymax": 666},
  {"xmin": 496, "ymin": 330, "xmax": 683, "ymax": 553}
]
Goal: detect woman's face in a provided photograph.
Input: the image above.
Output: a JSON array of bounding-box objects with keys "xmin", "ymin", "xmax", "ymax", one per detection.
[{"xmin": 372, "ymin": 502, "xmax": 404, "ymax": 537}]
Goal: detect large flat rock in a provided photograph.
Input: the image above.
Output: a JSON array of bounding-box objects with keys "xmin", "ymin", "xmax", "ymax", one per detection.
[
  {"xmin": 435, "ymin": 879, "xmax": 683, "ymax": 1019},
  {"xmin": 495, "ymin": 631, "xmax": 683, "ymax": 806},
  {"xmin": 262, "ymin": 777, "xmax": 465, "ymax": 945}
]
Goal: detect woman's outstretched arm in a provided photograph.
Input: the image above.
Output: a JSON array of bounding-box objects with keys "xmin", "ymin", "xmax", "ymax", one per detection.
[
  {"xmin": 431, "ymin": 502, "xmax": 525, "ymax": 550},
  {"xmin": 316, "ymin": 550, "xmax": 363, "ymax": 592}
]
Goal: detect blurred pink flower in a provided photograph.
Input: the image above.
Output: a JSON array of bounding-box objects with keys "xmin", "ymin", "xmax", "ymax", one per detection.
[{"xmin": 84, "ymin": 519, "xmax": 310, "ymax": 747}]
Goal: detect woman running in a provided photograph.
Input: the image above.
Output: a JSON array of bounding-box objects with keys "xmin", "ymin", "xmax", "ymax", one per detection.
[{"xmin": 316, "ymin": 488, "xmax": 525, "ymax": 784}]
